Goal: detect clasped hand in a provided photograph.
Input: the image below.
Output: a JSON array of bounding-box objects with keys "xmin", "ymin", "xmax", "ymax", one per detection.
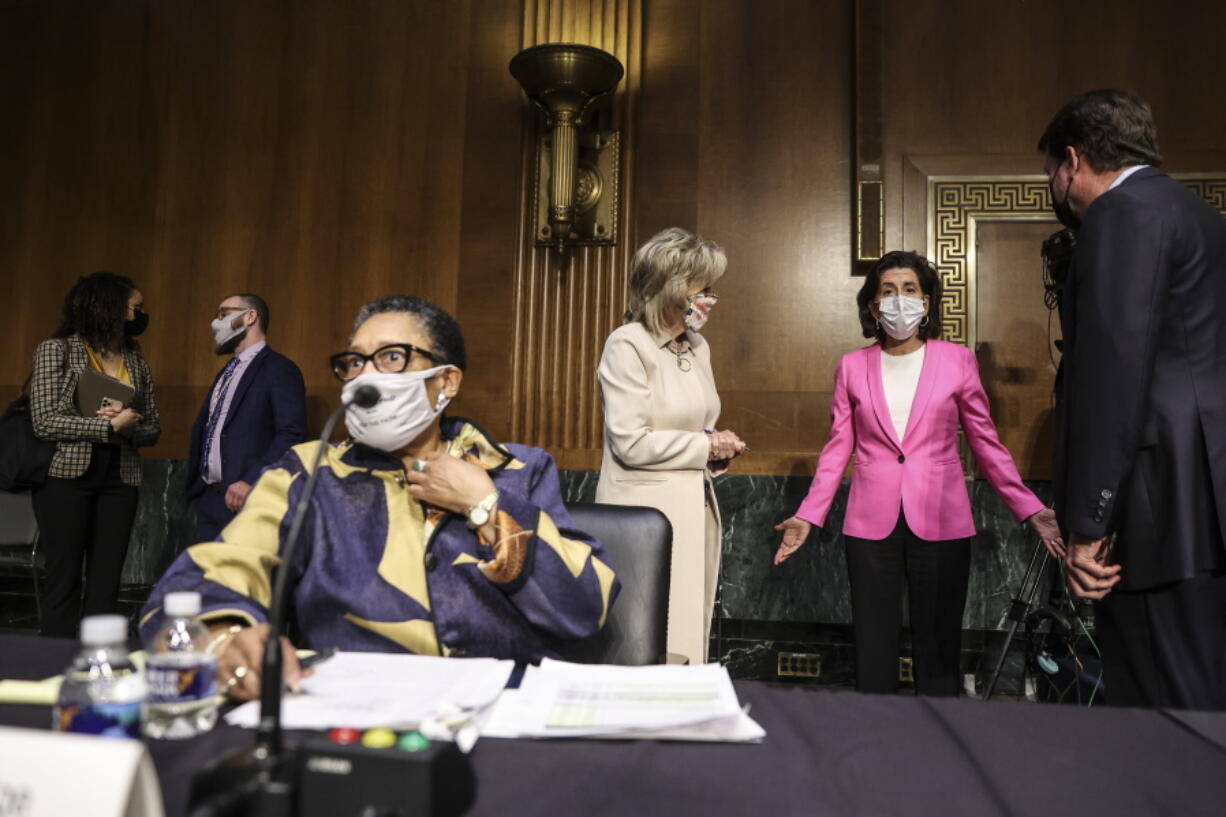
[
  {"xmin": 708, "ymin": 429, "xmax": 747, "ymax": 462},
  {"xmin": 405, "ymin": 449, "xmax": 496, "ymax": 515},
  {"xmin": 96, "ymin": 404, "xmax": 141, "ymax": 433},
  {"xmin": 1063, "ymin": 533, "xmax": 1122, "ymax": 600}
]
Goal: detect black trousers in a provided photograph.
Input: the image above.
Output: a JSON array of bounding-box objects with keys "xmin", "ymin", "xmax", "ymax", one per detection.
[
  {"xmin": 844, "ymin": 514, "xmax": 971, "ymax": 696},
  {"xmin": 31, "ymin": 445, "xmax": 138, "ymax": 638},
  {"xmin": 194, "ymin": 485, "xmax": 233, "ymax": 543},
  {"xmin": 1095, "ymin": 570, "xmax": 1226, "ymax": 710}
]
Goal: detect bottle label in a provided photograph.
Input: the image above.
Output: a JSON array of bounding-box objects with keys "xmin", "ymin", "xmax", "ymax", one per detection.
[
  {"xmin": 55, "ymin": 701, "xmax": 142, "ymax": 738},
  {"xmin": 147, "ymin": 659, "xmax": 218, "ymax": 703}
]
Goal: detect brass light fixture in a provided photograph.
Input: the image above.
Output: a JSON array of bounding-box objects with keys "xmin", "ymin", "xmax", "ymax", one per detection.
[{"xmin": 510, "ymin": 43, "xmax": 624, "ymax": 250}]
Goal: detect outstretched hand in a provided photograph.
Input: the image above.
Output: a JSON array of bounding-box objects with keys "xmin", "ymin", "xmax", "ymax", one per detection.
[
  {"xmin": 1026, "ymin": 507, "xmax": 1065, "ymax": 559},
  {"xmin": 773, "ymin": 517, "xmax": 812, "ymax": 565}
]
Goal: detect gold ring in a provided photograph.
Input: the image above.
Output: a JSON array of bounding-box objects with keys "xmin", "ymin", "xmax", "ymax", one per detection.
[{"xmin": 225, "ymin": 664, "xmax": 250, "ymax": 691}]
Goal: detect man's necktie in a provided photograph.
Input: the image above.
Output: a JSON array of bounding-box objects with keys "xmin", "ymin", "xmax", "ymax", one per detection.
[{"xmin": 200, "ymin": 357, "xmax": 240, "ymax": 480}]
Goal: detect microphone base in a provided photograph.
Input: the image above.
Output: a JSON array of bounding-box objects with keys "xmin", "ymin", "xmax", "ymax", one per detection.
[
  {"xmin": 189, "ymin": 744, "xmax": 296, "ymax": 817},
  {"xmin": 188, "ymin": 738, "xmax": 474, "ymax": 817}
]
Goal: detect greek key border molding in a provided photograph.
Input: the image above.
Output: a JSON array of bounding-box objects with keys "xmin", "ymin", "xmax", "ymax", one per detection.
[{"xmin": 926, "ymin": 173, "xmax": 1226, "ymax": 349}]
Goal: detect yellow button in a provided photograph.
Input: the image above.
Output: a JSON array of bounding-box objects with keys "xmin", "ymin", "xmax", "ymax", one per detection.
[{"xmin": 361, "ymin": 728, "xmax": 397, "ymax": 749}]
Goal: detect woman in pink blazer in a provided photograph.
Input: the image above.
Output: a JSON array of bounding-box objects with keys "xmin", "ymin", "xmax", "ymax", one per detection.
[{"xmin": 774, "ymin": 251, "xmax": 1062, "ymax": 696}]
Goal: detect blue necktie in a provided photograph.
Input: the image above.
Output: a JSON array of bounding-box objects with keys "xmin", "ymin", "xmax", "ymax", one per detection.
[{"xmin": 200, "ymin": 357, "xmax": 240, "ymax": 481}]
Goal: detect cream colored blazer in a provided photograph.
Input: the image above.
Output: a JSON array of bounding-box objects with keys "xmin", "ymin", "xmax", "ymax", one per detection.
[{"xmin": 595, "ymin": 322, "xmax": 724, "ymax": 648}]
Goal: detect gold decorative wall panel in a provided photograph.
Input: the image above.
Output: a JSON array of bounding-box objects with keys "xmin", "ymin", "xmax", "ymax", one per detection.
[
  {"xmin": 510, "ymin": 0, "xmax": 642, "ymax": 468},
  {"xmin": 927, "ymin": 173, "xmax": 1226, "ymax": 349}
]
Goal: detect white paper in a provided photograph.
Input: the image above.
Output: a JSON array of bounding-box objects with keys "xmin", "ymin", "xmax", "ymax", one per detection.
[
  {"xmin": 479, "ymin": 658, "xmax": 762, "ymax": 741},
  {"xmin": 0, "ymin": 726, "xmax": 164, "ymax": 817},
  {"xmin": 224, "ymin": 651, "xmax": 514, "ymax": 734}
]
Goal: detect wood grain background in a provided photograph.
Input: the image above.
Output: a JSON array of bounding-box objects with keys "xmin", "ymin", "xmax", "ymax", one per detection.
[{"xmin": 3, "ymin": 0, "xmax": 1225, "ymax": 476}]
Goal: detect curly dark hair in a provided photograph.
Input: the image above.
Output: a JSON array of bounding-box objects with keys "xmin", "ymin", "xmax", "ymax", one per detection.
[
  {"xmin": 352, "ymin": 295, "xmax": 467, "ymax": 371},
  {"xmin": 856, "ymin": 251, "xmax": 943, "ymax": 342},
  {"xmin": 1038, "ymin": 89, "xmax": 1163, "ymax": 171},
  {"xmin": 54, "ymin": 271, "xmax": 140, "ymax": 352}
]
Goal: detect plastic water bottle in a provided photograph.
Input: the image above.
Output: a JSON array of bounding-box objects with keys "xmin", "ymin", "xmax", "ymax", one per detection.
[
  {"xmin": 53, "ymin": 614, "xmax": 146, "ymax": 738},
  {"xmin": 142, "ymin": 591, "xmax": 219, "ymax": 739}
]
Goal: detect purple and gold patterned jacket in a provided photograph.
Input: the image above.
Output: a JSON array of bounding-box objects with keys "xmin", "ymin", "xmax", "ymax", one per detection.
[{"xmin": 141, "ymin": 419, "xmax": 619, "ymax": 663}]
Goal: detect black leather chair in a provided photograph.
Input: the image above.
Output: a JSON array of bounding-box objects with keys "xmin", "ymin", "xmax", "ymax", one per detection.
[
  {"xmin": 557, "ymin": 502, "xmax": 672, "ymax": 666},
  {"xmin": 0, "ymin": 491, "xmax": 42, "ymax": 623}
]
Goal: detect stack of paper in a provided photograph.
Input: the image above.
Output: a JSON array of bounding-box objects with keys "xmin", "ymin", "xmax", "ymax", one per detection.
[
  {"xmin": 480, "ymin": 658, "xmax": 764, "ymax": 742},
  {"xmin": 225, "ymin": 651, "xmax": 514, "ymax": 749}
]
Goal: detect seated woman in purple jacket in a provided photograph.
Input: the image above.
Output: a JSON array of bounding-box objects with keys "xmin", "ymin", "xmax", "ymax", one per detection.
[
  {"xmin": 143, "ymin": 296, "xmax": 619, "ymax": 701},
  {"xmin": 774, "ymin": 251, "xmax": 1061, "ymax": 696}
]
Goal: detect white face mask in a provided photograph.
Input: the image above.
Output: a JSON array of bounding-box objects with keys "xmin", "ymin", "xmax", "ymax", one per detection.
[
  {"xmin": 211, "ymin": 309, "xmax": 252, "ymax": 350},
  {"xmin": 684, "ymin": 294, "xmax": 718, "ymax": 332},
  {"xmin": 342, "ymin": 366, "xmax": 452, "ymax": 453},
  {"xmin": 876, "ymin": 295, "xmax": 927, "ymax": 341}
]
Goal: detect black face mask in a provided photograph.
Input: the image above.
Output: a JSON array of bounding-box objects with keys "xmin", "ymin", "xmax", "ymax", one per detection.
[
  {"xmin": 124, "ymin": 309, "xmax": 149, "ymax": 337},
  {"xmin": 1050, "ymin": 169, "xmax": 1081, "ymax": 231}
]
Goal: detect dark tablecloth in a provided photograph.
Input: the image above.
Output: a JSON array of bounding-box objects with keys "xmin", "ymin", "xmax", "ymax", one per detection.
[{"xmin": 2, "ymin": 634, "xmax": 1224, "ymax": 816}]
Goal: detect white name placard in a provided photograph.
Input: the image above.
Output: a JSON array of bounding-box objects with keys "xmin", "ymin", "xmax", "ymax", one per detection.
[{"xmin": 0, "ymin": 726, "xmax": 163, "ymax": 817}]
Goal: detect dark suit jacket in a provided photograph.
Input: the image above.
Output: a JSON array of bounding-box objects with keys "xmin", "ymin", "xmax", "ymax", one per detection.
[
  {"xmin": 185, "ymin": 345, "xmax": 307, "ymax": 502},
  {"xmin": 1054, "ymin": 167, "xmax": 1226, "ymax": 590}
]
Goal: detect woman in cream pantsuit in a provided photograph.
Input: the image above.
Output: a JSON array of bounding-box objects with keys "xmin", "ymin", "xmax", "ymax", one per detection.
[{"xmin": 596, "ymin": 228, "xmax": 746, "ymax": 664}]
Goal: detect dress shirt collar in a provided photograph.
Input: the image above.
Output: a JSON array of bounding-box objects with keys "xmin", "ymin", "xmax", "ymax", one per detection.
[
  {"xmin": 1108, "ymin": 165, "xmax": 1147, "ymax": 191},
  {"xmin": 234, "ymin": 340, "xmax": 266, "ymax": 364}
]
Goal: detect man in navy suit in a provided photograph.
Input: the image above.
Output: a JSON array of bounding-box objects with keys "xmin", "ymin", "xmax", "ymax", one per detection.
[
  {"xmin": 187, "ymin": 293, "xmax": 307, "ymax": 541},
  {"xmin": 1041, "ymin": 90, "xmax": 1226, "ymax": 709}
]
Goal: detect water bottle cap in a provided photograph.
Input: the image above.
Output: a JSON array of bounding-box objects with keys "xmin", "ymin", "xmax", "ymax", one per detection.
[
  {"xmin": 163, "ymin": 591, "xmax": 202, "ymax": 617},
  {"xmin": 80, "ymin": 615, "xmax": 128, "ymax": 646}
]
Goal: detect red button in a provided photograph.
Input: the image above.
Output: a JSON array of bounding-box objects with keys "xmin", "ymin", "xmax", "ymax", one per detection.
[{"xmin": 329, "ymin": 728, "xmax": 361, "ymax": 745}]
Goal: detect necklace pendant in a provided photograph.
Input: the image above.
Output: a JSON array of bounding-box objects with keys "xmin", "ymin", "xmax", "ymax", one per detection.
[{"xmin": 676, "ymin": 356, "xmax": 692, "ymax": 372}]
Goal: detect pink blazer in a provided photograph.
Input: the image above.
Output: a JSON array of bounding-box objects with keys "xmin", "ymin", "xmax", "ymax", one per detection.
[{"xmin": 795, "ymin": 340, "xmax": 1043, "ymax": 541}]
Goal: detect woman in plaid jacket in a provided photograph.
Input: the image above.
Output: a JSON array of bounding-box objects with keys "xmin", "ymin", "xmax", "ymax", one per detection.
[{"xmin": 29, "ymin": 272, "xmax": 160, "ymax": 637}]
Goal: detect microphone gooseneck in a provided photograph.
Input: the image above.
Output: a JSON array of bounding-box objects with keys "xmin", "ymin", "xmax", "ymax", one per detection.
[{"xmin": 255, "ymin": 384, "xmax": 380, "ymax": 757}]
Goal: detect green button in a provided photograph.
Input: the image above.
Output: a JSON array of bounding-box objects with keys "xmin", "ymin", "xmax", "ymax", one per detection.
[
  {"xmin": 397, "ymin": 730, "xmax": 430, "ymax": 752},
  {"xmin": 361, "ymin": 728, "xmax": 397, "ymax": 749}
]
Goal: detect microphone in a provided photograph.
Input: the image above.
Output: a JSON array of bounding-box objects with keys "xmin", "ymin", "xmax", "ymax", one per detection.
[
  {"xmin": 255, "ymin": 383, "xmax": 379, "ymax": 756},
  {"xmin": 189, "ymin": 387, "xmax": 366, "ymax": 814}
]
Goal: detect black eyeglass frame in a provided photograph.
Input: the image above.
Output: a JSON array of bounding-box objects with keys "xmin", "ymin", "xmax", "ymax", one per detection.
[{"xmin": 329, "ymin": 343, "xmax": 445, "ymax": 382}]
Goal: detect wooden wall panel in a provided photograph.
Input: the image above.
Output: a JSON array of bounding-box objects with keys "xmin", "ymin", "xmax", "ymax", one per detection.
[
  {"xmin": 0, "ymin": 0, "xmax": 524, "ymax": 458},
  {"xmin": 5, "ymin": 0, "xmax": 1226, "ymax": 478},
  {"xmin": 508, "ymin": 0, "xmax": 643, "ymax": 470},
  {"xmin": 635, "ymin": 0, "xmax": 861, "ymax": 476}
]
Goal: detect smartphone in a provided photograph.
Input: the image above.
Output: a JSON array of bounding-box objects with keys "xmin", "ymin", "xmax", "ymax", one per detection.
[{"xmin": 99, "ymin": 396, "xmax": 124, "ymax": 411}]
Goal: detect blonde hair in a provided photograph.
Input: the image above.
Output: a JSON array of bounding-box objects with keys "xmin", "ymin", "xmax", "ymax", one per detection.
[{"xmin": 624, "ymin": 227, "xmax": 726, "ymax": 337}]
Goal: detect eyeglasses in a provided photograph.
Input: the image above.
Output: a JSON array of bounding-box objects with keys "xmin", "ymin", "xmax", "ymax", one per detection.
[{"xmin": 329, "ymin": 343, "xmax": 444, "ymax": 382}]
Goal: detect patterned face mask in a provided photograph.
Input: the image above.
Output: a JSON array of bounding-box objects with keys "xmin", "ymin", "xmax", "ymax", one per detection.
[
  {"xmin": 342, "ymin": 366, "xmax": 452, "ymax": 452},
  {"xmin": 684, "ymin": 294, "xmax": 719, "ymax": 332}
]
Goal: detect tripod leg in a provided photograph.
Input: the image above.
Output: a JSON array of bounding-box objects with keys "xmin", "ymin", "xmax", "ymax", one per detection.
[{"xmin": 981, "ymin": 539, "xmax": 1050, "ymax": 700}]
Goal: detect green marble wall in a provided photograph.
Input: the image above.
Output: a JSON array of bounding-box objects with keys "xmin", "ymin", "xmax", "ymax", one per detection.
[{"xmin": 124, "ymin": 461, "xmax": 1053, "ymax": 631}]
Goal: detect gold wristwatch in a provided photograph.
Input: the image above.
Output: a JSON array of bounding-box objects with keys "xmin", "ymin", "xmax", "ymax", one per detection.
[{"xmin": 466, "ymin": 490, "xmax": 500, "ymax": 529}]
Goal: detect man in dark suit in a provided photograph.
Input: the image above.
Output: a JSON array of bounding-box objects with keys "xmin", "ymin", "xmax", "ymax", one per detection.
[
  {"xmin": 1041, "ymin": 90, "xmax": 1226, "ymax": 709},
  {"xmin": 187, "ymin": 293, "xmax": 307, "ymax": 541}
]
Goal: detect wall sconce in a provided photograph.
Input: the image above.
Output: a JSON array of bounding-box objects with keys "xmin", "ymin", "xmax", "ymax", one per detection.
[{"xmin": 510, "ymin": 43, "xmax": 624, "ymax": 250}]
